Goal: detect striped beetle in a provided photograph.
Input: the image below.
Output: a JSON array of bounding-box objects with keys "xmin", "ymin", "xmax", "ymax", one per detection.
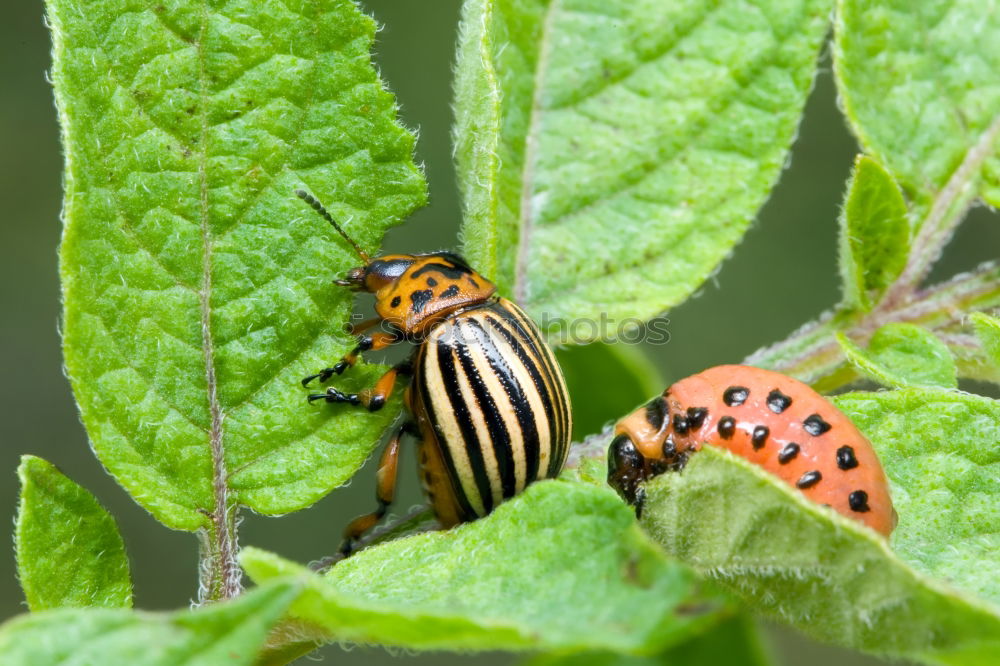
[{"xmin": 296, "ymin": 191, "xmax": 572, "ymax": 556}]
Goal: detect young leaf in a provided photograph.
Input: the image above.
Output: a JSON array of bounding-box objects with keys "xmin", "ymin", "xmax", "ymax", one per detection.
[
  {"xmin": 834, "ymin": 1, "xmax": 1000, "ymax": 283},
  {"xmin": 520, "ymin": 613, "xmax": 773, "ymax": 666},
  {"xmin": 837, "ymin": 324, "xmax": 958, "ymax": 389},
  {"xmin": 836, "ymin": 389, "xmax": 1000, "ymax": 609},
  {"xmin": 640, "ymin": 446, "xmax": 1000, "ymax": 665},
  {"xmin": 556, "ymin": 342, "xmax": 665, "ymax": 440},
  {"xmin": 48, "ymin": 0, "xmax": 425, "ymax": 594},
  {"xmin": 970, "ymin": 312, "xmax": 1000, "ymax": 368},
  {"xmin": 242, "ymin": 481, "xmax": 726, "ymax": 653},
  {"xmin": 0, "ymin": 582, "xmax": 298, "ymax": 666},
  {"xmin": 16, "ymin": 455, "xmax": 132, "ymax": 611},
  {"xmin": 454, "ymin": 0, "xmax": 834, "ymax": 336},
  {"xmin": 837, "ymin": 155, "xmax": 910, "ymax": 311}
]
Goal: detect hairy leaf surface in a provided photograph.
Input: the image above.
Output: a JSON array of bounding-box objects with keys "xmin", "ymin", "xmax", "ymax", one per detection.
[
  {"xmin": 970, "ymin": 312, "xmax": 1000, "ymax": 369},
  {"xmin": 836, "ymin": 390, "xmax": 1000, "ymax": 609},
  {"xmin": 520, "ymin": 613, "xmax": 773, "ymax": 666},
  {"xmin": 0, "ymin": 583, "xmax": 297, "ymax": 666},
  {"xmin": 243, "ymin": 481, "xmax": 725, "ymax": 653},
  {"xmin": 838, "ymin": 155, "xmax": 910, "ymax": 310},
  {"xmin": 454, "ymin": 0, "xmax": 833, "ymax": 335},
  {"xmin": 835, "ymin": 1, "xmax": 1000, "ymax": 213},
  {"xmin": 837, "ymin": 324, "xmax": 957, "ymax": 389},
  {"xmin": 641, "ymin": 446, "xmax": 1000, "ymax": 665},
  {"xmin": 16, "ymin": 455, "xmax": 132, "ymax": 611},
  {"xmin": 50, "ymin": 0, "xmax": 425, "ymax": 534}
]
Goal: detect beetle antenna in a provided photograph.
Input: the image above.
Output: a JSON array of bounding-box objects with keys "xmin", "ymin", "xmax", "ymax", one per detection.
[{"xmin": 295, "ymin": 189, "xmax": 371, "ymax": 264}]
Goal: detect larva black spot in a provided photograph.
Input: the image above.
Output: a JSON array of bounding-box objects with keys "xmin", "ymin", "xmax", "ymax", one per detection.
[
  {"xmin": 836, "ymin": 445, "xmax": 859, "ymax": 470},
  {"xmin": 644, "ymin": 397, "xmax": 669, "ymax": 430},
  {"xmin": 796, "ymin": 470, "xmax": 822, "ymax": 489},
  {"xmin": 686, "ymin": 407, "xmax": 708, "ymax": 429},
  {"xmin": 751, "ymin": 425, "xmax": 769, "ymax": 450},
  {"xmin": 803, "ymin": 414, "xmax": 832, "ymax": 436},
  {"xmin": 767, "ymin": 389, "xmax": 792, "ymax": 413},
  {"xmin": 717, "ymin": 416, "xmax": 736, "ymax": 439},
  {"xmin": 673, "ymin": 414, "xmax": 690, "ymax": 435},
  {"xmin": 777, "ymin": 442, "xmax": 800, "ymax": 464},
  {"xmin": 723, "ymin": 386, "xmax": 749, "ymax": 406},
  {"xmin": 440, "ymin": 285, "xmax": 460, "ymax": 298},
  {"xmin": 662, "ymin": 438, "xmax": 677, "ymax": 459},
  {"xmin": 849, "ymin": 490, "xmax": 870, "ymax": 512},
  {"xmin": 390, "ymin": 296, "xmax": 401, "ymax": 307}
]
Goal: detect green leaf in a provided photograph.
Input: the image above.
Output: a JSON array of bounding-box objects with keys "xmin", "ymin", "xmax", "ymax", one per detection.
[
  {"xmin": 0, "ymin": 582, "xmax": 298, "ymax": 666},
  {"xmin": 837, "ymin": 323, "xmax": 958, "ymax": 389},
  {"xmin": 16, "ymin": 455, "xmax": 132, "ymax": 611},
  {"xmin": 835, "ymin": 389, "xmax": 1000, "ymax": 610},
  {"xmin": 639, "ymin": 445, "xmax": 1000, "ymax": 665},
  {"xmin": 556, "ymin": 342, "xmax": 664, "ymax": 440},
  {"xmin": 454, "ymin": 0, "xmax": 834, "ymax": 336},
  {"xmin": 838, "ymin": 155, "xmax": 910, "ymax": 310},
  {"xmin": 970, "ymin": 312, "xmax": 1000, "ymax": 369},
  {"xmin": 520, "ymin": 614, "xmax": 773, "ymax": 666},
  {"xmin": 50, "ymin": 0, "xmax": 424, "ymax": 542},
  {"xmin": 834, "ymin": 1, "xmax": 1000, "ymax": 212},
  {"xmin": 243, "ymin": 480, "xmax": 726, "ymax": 653}
]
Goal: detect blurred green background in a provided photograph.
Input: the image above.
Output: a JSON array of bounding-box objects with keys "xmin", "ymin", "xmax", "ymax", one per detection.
[{"xmin": 2, "ymin": 1, "xmax": 997, "ymax": 664}]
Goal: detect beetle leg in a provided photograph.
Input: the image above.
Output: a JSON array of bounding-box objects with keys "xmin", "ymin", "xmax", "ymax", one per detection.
[
  {"xmin": 302, "ymin": 330, "xmax": 401, "ymax": 386},
  {"xmin": 307, "ymin": 359, "xmax": 412, "ymax": 411},
  {"xmin": 338, "ymin": 421, "xmax": 418, "ymax": 557}
]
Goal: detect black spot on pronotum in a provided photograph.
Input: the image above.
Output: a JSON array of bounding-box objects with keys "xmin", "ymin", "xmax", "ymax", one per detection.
[
  {"xmin": 440, "ymin": 285, "xmax": 460, "ymax": 298},
  {"xmin": 796, "ymin": 470, "xmax": 822, "ymax": 489},
  {"xmin": 672, "ymin": 414, "xmax": 689, "ymax": 435},
  {"xmin": 767, "ymin": 389, "xmax": 792, "ymax": 413},
  {"xmin": 410, "ymin": 289, "xmax": 433, "ymax": 314},
  {"xmin": 468, "ymin": 277, "xmax": 480, "ymax": 288},
  {"xmin": 723, "ymin": 386, "xmax": 749, "ymax": 406},
  {"xmin": 426, "ymin": 277, "xmax": 438, "ymax": 287},
  {"xmin": 803, "ymin": 413, "xmax": 832, "ymax": 436},
  {"xmin": 777, "ymin": 442, "xmax": 800, "ymax": 464},
  {"xmin": 644, "ymin": 398, "xmax": 669, "ymax": 430},
  {"xmin": 686, "ymin": 407, "xmax": 708, "ymax": 429},
  {"xmin": 751, "ymin": 425, "xmax": 769, "ymax": 450},
  {"xmin": 717, "ymin": 416, "xmax": 736, "ymax": 439},
  {"xmin": 390, "ymin": 296, "xmax": 401, "ymax": 307},
  {"xmin": 849, "ymin": 489, "xmax": 870, "ymax": 512},
  {"xmin": 836, "ymin": 445, "xmax": 859, "ymax": 470}
]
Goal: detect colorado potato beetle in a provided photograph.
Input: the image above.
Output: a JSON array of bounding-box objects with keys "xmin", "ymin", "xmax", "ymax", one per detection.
[
  {"xmin": 296, "ymin": 190, "xmax": 572, "ymax": 556},
  {"xmin": 607, "ymin": 364, "xmax": 894, "ymax": 536}
]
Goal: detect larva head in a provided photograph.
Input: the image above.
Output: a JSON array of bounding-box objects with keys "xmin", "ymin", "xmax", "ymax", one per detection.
[
  {"xmin": 296, "ymin": 190, "xmax": 495, "ymax": 334},
  {"xmin": 607, "ymin": 396, "xmax": 692, "ymax": 508}
]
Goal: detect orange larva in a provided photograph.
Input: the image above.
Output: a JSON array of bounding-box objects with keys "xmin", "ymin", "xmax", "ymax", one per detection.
[{"xmin": 607, "ymin": 365, "xmax": 894, "ymax": 536}]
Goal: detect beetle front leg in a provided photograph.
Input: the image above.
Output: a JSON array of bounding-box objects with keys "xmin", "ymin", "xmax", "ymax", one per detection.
[
  {"xmin": 308, "ymin": 359, "xmax": 412, "ymax": 412},
  {"xmin": 302, "ymin": 329, "xmax": 401, "ymax": 387}
]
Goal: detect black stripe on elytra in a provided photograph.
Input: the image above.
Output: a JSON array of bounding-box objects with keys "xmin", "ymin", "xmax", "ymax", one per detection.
[
  {"xmin": 416, "ymin": 345, "xmax": 477, "ymax": 521},
  {"xmin": 496, "ymin": 302, "xmax": 569, "ymax": 456},
  {"xmin": 495, "ymin": 303, "xmax": 568, "ymax": 477},
  {"xmin": 458, "ymin": 320, "xmax": 518, "ymax": 498},
  {"xmin": 435, "ymin": 340, "xmax": 495, "ymax": 514},
  {"xmin": 467, "ymin": 318, "xmax": 539, "ymax": 494},
  {"xmin": 484, "ymin": 312, "xmax": 553, "ymax": 482}
]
